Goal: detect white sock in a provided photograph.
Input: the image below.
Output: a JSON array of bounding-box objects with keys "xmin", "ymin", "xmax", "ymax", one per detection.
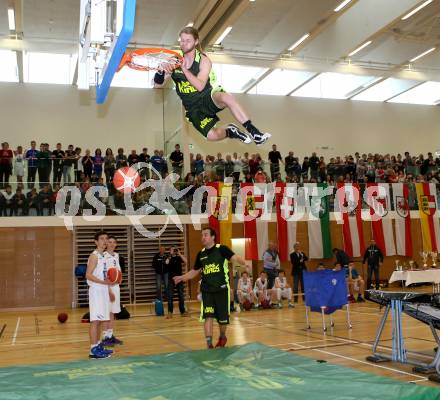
[{"xmin": 104, "ymin": 329, "xmax": 113, "ymax": 339}]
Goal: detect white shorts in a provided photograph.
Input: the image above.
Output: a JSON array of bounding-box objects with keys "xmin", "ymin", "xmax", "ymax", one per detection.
[
  {"xmin": 89, "ymin": 285, "xmax": 110, "ymax": 322},
  {"xmin": 277, "ymin": 287, "xmax": 292, "ymax": 299},
  {"xmin": 109, "ymin": 284, "xmax": 121, "ymax": 314},
  {"xmin": 238, "ymin": 290, "xmax": 252, "ymax": 300}
]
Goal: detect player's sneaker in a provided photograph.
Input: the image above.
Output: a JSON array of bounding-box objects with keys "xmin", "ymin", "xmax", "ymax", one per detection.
[
  {"xmin": 288, "ymin": 302, "xmax": 295, "ymax": 308},
  {"xmin": 110, "ymin": 335, "xmax": 123, "ymax": 345},
  {"xmin": 252, "ymin": 132, "xmax": 272, "ymax": 146},
  {"xmin": 97, "ymin": 343, "xmax": 113, "ymax": 354},
  {"xmin": 215, "ymin": 336, "xmax": 228, "ymax": 348},
  {"xmin": 89, "ymin": 345, "xmax": 111, "ymax": 359},
  {"xmin": 226, "ymin": 124, "xmax": 252, "ymax": 144},
  {"xmin": 101, "ymin": 337, "xmax": 115, "ymax": 347}
]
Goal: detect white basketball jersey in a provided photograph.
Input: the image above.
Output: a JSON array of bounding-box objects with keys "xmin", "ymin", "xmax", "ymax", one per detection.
[
  {"xmin": 105, "ymin": 251, "xmax": 121, "ymax": 271},
  {"xmin": 255, "ymin": 278, "xmax": 267, "ymax": 290},
  {"xmin": 276, "ymin": 277, "xmax": 287, "ymax": 289},
  {"xmin": 239, "ymin": 278, "xmax": 251, "ymax": 291},
  {"xmin": 87, "ymin": 250, "xmax": 108, "ymax": 288}
]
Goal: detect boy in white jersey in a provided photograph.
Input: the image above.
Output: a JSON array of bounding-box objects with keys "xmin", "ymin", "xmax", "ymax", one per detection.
[
  {"xmin": 86, "ymin": 231, "xmax": 113, "ymax": 359},
  {"xmin": 102, "ymin": 235, "xmax": 124, "ymax": 346},
  {"xmin": 254, "ymin": 271, "xmax": 272, "ymax": 306},
  {"xmin": 237, "ymin": 271, "xmax": 255, "ymax": 307},
  {"xmin": 274, "ymin": 270, "xmax": 294, "ymax": 308}
]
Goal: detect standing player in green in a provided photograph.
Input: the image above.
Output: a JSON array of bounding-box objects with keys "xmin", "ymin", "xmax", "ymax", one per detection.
[
  {"xmin": 174, "ymin": 227, "xmax": 249, "ymax": 348},
  {"xmin": 154, "ymin": 27, "xmax": 271, "ymax": 146}
]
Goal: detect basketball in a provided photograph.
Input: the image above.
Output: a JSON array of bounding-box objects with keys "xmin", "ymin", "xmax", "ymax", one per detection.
[
  {"xmin": 113, "ymin": 166, "xmax": 141, "ymax": 193},
  {"xmin": 107, "ymin": 267, "xmax": 122, "ymax": 284},
  {"xmin": 261, "ymin": 300, "xmax": 271, "ymax": 309},
  {"xmin": 243, "ymin": 299, "xmax": 252, "ymax": 311},
  {"xmin": 57, "ymin": 313, "xmax": 68, "ymax": 323}
]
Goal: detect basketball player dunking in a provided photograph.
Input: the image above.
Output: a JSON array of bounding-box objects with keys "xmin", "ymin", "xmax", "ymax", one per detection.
[{"xmin": 154, "ymin": 27, "xmax": 271, "ymax": 146}]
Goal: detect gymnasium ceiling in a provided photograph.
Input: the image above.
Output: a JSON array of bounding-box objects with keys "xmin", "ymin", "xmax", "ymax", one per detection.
[{"xmin": 1, "ymin": 0, "xmax": 440, "ymax": 102}]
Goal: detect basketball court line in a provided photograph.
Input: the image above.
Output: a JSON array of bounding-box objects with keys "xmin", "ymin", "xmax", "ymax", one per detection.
[
  {"xmin": 11, "ymin": 317, "xmax": 20, "ymax": 345},
  {"xmin": 302, "ymin": 347, "xmax": 428, "ymax": 381},
  {"xmin": 236, "ymin": 315, "xmax": 434, "ymax": 382},
  {"xmin": 0, "ymin": 324, "xmax": 6, "ymax": 340}
]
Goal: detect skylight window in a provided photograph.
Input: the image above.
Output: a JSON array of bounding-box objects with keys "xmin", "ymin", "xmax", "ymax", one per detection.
[
  {"xmin": 0, "ymin": 50, "xmax": 19, "ymax": 83},
  {"xmin": 252, "ymin": 69, "xmax": 316, "ymax": 96},
  {"xmin": 24, "ymin": 52, "xmax": 77, "ymax": 84},
  {"xmin": 388, "ymin": 81, "xmax": 440, "ymax": 105},
  {"xmin": 291, "ymin": 72, "xmax": 378, "ymax": 99},
  {"xmin": 352, "ymin": 78, "xmax": 420, "ymax": 102},
  {"xmin": 212, "ymin": 64, "xmax": 268, "ymax": 93}
]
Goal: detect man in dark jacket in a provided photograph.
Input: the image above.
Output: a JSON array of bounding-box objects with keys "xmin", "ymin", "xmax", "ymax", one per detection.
[
  {"xmin": 166, "ymin": 247, "xmax": 188, "ymax": 318},
  {"xmin": 290, "ymin": 242, "xmax": 308, "ymax": 303},
  {"xmin": 362, "ymin": 239, "xmax": 384, "ymax": 290},
  {"xmin": 152, "ymin": 247, "xmax": 169, "ymax": 301}
]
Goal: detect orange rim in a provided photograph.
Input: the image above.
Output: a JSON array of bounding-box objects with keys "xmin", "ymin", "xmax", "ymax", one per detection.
[{"xmin": 118, "ymin": 47, "xmax": 183, "ymax": 72}]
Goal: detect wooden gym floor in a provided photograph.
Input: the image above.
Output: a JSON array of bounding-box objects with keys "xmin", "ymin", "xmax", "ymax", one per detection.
[{"xmin": 1, "ymin": 298, "xmax": 440, "ymax": 389}]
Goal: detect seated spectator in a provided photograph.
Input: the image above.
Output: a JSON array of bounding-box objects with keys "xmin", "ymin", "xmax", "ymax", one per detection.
[
  {"xmin": 1, "ymin": 185, "xmax": 14, "ymax": 216},
  {"xmin": 254, "ymin": 271, "xmax": 272, "ymax": 307},
  {"xmin": 274, "ymin": 270, "xmax": 294, "ymax": 308},
  {"xmin": 348, "ymin": 263, "xmax": 365, "ymax": 302},
  {"xmin": 13, "ymin": 188, "xmax": 27, "ymax": 216},
  {"xmin": 237, "ymin": 271, "xmax": 255, "ymax": 308},
  {"xmin": 27, "ymin": 188, "xmax": 39, "ymax": 216},
  {"xmin": 38, "ymin": 184, "xmax": 53, "ymax": 216},
  {"xmin": 316, "ymin": 262, "xmax": 326, "ymax": 271}
]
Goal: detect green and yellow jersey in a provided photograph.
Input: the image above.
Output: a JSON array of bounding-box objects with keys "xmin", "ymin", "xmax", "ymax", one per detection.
[
  {"xmin": 193, "ymin": 244, "xmax": 234, "ymax": 292},
  {"xmin": 171, "ymin": 49, "xmax": 218, "ymax": 110}
]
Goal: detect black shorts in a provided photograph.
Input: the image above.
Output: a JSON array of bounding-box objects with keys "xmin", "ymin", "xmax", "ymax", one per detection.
[
  {"xmin": 200, "ymin": 288, "xmax": 230, "ymax": 325},
  {"xmin": 185, "ymin": 87, "xmax": 225, "ymax": 137}
]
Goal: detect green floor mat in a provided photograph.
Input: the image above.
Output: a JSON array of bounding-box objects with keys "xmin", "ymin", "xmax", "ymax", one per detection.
[{"xmin": 1, "ymin": 342, "xmax": 440, "ymax": 400}]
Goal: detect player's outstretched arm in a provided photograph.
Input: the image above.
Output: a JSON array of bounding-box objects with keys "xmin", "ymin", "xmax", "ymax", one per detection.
[
  {"xmin": 173, "ymin": 268, "xmax": 200, "ymax": 284},
  {"xmin": 230, "ymin": 254, "xmax": 251, "ymax": 274}
]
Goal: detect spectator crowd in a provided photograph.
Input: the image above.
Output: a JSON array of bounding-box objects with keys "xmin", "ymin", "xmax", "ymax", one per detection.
[{"xmin": 1, "ymin": 140, "xmax": 439, "ymax": 216}]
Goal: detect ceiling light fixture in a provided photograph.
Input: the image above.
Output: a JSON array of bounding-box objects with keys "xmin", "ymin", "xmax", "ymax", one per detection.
[
  {"xmin": 410, "ymin": 47, "xmax": 436, "ymax": 62},
  {"xmin": 402, "ymin": 0, "xmax": 433, "ymax": 20},
  {"xmin": 8, "ymin": 8, "xmax": 16, "ymax": 31},
  {"xmin": 288, "ymin": 33, "xmax": 310, "ymax": 51},
  {"xmin": 215, "ymin": 26, "xmax": 232, "ymax": 45},
  {"xmin": 334, "ymin": 0, "xmax": 352, "ymax": 12},
  {"xmin": 348, "ymin": 40, "xmax": 372, "ymax": 57}
]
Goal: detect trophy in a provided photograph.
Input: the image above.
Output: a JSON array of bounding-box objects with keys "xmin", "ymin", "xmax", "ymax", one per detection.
[
  {"xmin": 420, "ymin": 251, "xmax": 429, "ymax": 268},
  {"xmin": 394, "ymin": 260, "xmax": 402, "ymax": 272},
  {"xmin": 409, "ymin": 260, "xmax": 415, "ymax": 270},
  {"xmin": 430, "ymin": 252, "xmax": 438, "ymax": 268}
]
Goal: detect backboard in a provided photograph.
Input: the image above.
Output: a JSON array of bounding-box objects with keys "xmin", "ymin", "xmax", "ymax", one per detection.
[{"xmin": 78, "ymin": 0, "xmax": 136, "ymax": 104}]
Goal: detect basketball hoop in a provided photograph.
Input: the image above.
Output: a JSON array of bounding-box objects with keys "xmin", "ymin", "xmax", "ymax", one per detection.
[{"xmin": 118, "ymin": 48, "xmax": 183, "ymax": 72}]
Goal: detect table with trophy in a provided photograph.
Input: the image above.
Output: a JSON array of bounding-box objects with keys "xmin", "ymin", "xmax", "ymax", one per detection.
[{"xmin": 389, "ymin": 252, "xmax": 440, "ymax": 292}]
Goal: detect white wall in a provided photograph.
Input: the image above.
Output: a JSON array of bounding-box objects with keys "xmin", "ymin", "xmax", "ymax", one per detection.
[
  {"xmin": 1, "ymin": 83, "xmax": 439, "ymax": 158},
  {"xmin": 188, "ymin": 94, "xmax": 440, "ymax": 158},
  {"xmin": 1, "ymin": 83, "xmax": 172, "ymax": 153}
]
